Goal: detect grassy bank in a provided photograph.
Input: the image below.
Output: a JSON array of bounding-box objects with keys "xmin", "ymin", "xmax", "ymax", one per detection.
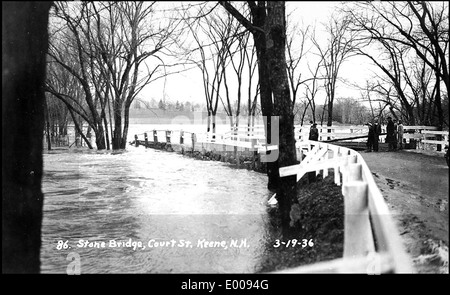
[{"xmin": 257, "ymin": 174, "xmax": 344, "ymax": 272}]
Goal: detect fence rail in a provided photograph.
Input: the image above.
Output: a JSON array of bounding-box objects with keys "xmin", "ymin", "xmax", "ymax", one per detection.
[
  {"xmin": 277, "ymin": 140, "xmax": 412, "ymax": 273},
  {"xmin": 132, "ymin": 125, "xmax": 448, "ymax": 155},
  {"xmin": 419, "ymin": 130, "xmax": 449, "ymax": 150}
]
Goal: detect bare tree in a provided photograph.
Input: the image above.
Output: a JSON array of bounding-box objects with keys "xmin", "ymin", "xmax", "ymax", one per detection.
[
  {"xmin": 344, "ymin": 1, "xmax": 449, "ymax": 129},
  {"xmin": 46, "ymin": 1, "xmax": 108, "ymax": 149},
  {"xmin": 205, "ymin": 11, "xmax": 242, "ymax": 132},
  {"xmin": 47, "ymin": 2, "xmax": 181, "ymax": 150},
  {"xmin": 301, "ymin": 52, "xmax": 325, "ymax": 125},
  {"xmin": 219, "ymin": 1, "xmax": 281, "ymax": 190},
  {"xmin": 184, "ymin": 11, "xmax": 226, "ymax": 135},
  {"xmin": 220, "ymin": 15, "xmax": 249, "ymax": 131},
  {"xmin": 219, "ymin": 1, "xmax": 298, "ymax": 226},
  {"xmin": 286, "ymin": 18, "xmax": 311, "ymax": 107},
  {"xmin": 264, "ymin": 2, "xmax": 298, "ymax": 227},
  {"xmin": 92, "ymin": 2, "xmax": 180, "ymax": 149},
  {"xmin": 46, "ymin": 59, "xmax": 94, "ymax": 149},
  {"xmin": 244, "ymin": 38, "xmax": 259, "ymax": 133},
  {"xmin": 312, "ymin": 14, "xmax": 359, "ymax": 128}
]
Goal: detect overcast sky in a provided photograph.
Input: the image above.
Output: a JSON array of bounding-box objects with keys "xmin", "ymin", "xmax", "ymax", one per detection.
[{"xmin": 140, "ymin": 1, "xmax": 374, "ymax": 106}]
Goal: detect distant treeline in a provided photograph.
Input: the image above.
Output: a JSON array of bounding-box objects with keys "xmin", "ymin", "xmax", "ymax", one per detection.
[{"xmin": 128, "ymin": 108, "xmax": 231, "ymax": 125}]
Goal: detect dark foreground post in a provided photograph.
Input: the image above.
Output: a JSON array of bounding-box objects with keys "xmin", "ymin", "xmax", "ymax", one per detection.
[
  {"xmin": 153, "ymin": 130, "xmax": 158, "ymax": 143},
  {"xmin": 135, "ymin": 134, "xmax": 139, "ymax": 147},
  {"xmin": 2, "ymin": 2, "xmax": 53, "ymax": 273},
  {"xmin": 144, "ymin": 133, "xmax": 148, "ymax": 148},
  {"xmin": 180, "ymin": 131, "xmax": 184, "ymax": 144},
  {"xmin": 166, "ymin": 130, "xmax": 171, "ymax": 143},
  {"xmin": 252, "ymin": 138, "xmax": 258, "ymax": 169}
]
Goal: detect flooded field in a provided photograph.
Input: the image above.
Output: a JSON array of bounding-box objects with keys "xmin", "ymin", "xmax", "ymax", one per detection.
[{"xmin": 41, "ymin": 146, "xmax": 276, "ymax": 273}]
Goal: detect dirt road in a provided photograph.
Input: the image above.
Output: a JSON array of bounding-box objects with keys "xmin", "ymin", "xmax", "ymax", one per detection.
[{"xmin": 361, "ymin": 149, "xmax": 449, "ymax": 273}]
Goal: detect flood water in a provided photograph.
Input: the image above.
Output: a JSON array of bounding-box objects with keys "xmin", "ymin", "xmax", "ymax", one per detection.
[{"xmin": 40, "ymin": 146, "xmax": 275, "ymax": 273}]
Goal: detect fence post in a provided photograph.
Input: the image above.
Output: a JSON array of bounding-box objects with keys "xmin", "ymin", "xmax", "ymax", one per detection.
[
  {"xmin": 251, "ymin": 138, "xmax": 258, "ymax": 168},
  {"xmin": 341, "ymin": 154, "xmax": 358, "ymax": 186},
  {"xmin": 153, "ymin": 130, "xmax": 158, "ymax": 143},
  {"xmin": 322, "ymin": 151, "xmax": 329, "ymax": 178},
  {"xmin": 144, "ymin": 133, "xmax": 148, "ymax": 148},
  {"xmin": 319, "ymin": 144, "xmax": 329, "ymax": 178},
  {"xmin": 347, "ymin": 161, "xmax": 363, "ymax": 181},
  {"xmin": 342, "ymin": 163, "xmax": 375, "ymax": 259},
  {"xmin": 166, "ymin": 130, "xmax": 171, "ymax": 143},
  {"xmin": 333, "ymin": 147, "xmax": 341, "ymax": 185},
  {"xmin": 135, "ymin": 134, "xmax": 139, "ymax": 147},
  {"xmin": 191, "ymin": 133, "xmax": 196, "ymax": 152},
  {"xmin": 316, "ymin": 150, "xmax": 322, "ymax": 176},
  {"xmin": 180, "ymin": 130, "xmax": 184, "ymax": 145}
]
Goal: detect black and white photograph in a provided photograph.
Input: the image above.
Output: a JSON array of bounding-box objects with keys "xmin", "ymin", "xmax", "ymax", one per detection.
[{"xmin": 2, "ymin": 0, "xmax": 448, "ymax": 281}]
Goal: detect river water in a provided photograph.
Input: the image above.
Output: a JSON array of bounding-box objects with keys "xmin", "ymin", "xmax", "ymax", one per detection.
[{"xmin": 40, "ymin": 145, "xmax": 275, "ymax": 273}]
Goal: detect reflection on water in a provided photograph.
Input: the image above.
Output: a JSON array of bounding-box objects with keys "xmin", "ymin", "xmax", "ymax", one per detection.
[{"xmin": 40, "ymin": 147, "xmax": 275, "ymax": 273}]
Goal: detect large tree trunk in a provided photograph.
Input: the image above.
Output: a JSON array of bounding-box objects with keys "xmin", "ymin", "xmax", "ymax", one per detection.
[
  {"xmin": 121, "ymin": 103, "xmax": 131, "ymax": 149},
  {"xmin": 95, "ymin": 122, "xmax": 106, "ymax": 150},
  {"xmin": 327, "ymin": 100, "xmax": 334, "ymax": 127},
  {"xmin": 112, "ymin": 100, "xmax": 122, "ymax": 150},
  {"xmin": 101, "ymin": 108, "xmax": 110, "ymax": 150},
  {"xmin": 434, "ymin": 62, "xmax": 443, "ymax": 151},
  {"xmin": 252, "ymin": 6, "xmax": 279, "ymax": 191},
  {"xmin": 434, "ymin": 58, "xmax": 443, "ymax": 131},
  {"xmin": 218, "ymin": 1, "xmax": 279, "ymax": 190},
  {"xmin": 265, "ymin": 2, "xmax": 298, "ymax": 226},
  {"xmin": 2, "ymin": 1, "xmax": 52, "ymax": 273}
]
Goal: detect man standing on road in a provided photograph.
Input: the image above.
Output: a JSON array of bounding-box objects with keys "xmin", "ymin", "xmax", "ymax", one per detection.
[
  {"xmin": 386, "ymin": 117, "xmax": 396, "ymax": 151},
  {"xmin": 309, "ymin": 123, "xmax": 319, "ymax": 141},
  {"xmin": 373, "ymin": 121, "xmax": 381, "ymax": 152},
  {"xmin": 366, "ymin": 122, "xmax": 374, "ymax": 152}
]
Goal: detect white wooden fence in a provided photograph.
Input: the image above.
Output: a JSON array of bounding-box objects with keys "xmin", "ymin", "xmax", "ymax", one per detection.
[
  {"xmin": 133, "ymin": 124, "xmax": 448, "ymax": 154},
  {"xmin": 295, "ymin": 125, "xmax": 371, "ymax": 142},
  {"xmin": 276, "ymin": 140, "xmax": 413, "ymax": 273},
  {"xmin": 133, "ymin": 129, "xmax": 414, "ymax": 273},
  {"xmin": 417, "ymin": 130, "xmax": 449, "ymax": 151}
]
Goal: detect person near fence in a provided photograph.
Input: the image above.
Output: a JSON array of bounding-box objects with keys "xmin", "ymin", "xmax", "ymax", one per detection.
[
  {"xmin": 309, "ymin": 123, "xmax": 319, "ymax": 141},
  {"xmin": 397, "ymin": 120, "xmax": 404, "ymax": 150},
  {"xmin": 366, "ymin": 122, "xmax": 374, "ymax": 152},
  {"xmin": 386, "ymin": 117, "xmax": 397, "ymax": 151},
  {"xmin": 373, "ymin": 122, "xmax": 381, "ymax": 152}
]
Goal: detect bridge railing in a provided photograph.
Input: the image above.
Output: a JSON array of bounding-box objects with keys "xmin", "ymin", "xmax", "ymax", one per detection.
[
  {"xmin": 295, "ymin": 125, "xmax": 372, "ymax": 142},
  {"xmin": 133, "ymin": 129, "xmax": 197, "ymax": 148},
  {"xmin": 277, "ymin": 140, "xmax": 412, "ymax": 273},
  {"xmin": 133, "ymin": 125, "xmax": 446, "ymax": 152},
  {"xmin": 418, "ymin": 130, "xmax": 449, "ymax": 151},
  {"xmin": 134, "ymin": 128, "xmax": 264, "ymax": 150}
]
